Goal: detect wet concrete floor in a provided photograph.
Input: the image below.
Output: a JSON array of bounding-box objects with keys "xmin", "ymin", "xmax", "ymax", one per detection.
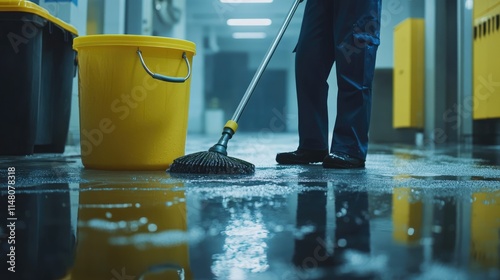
[{"xmin": 1, "ymin": 133, "xmax": 500, "ymax": 279}]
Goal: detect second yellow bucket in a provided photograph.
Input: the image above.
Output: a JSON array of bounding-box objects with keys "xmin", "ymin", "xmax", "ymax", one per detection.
[{"xmin": 73, "ymin": 35, "xmax": 196, "ymax": 170}]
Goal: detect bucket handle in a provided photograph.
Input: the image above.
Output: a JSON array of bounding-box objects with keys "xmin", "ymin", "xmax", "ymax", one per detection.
[{"xmin": 137, "ymin": 49, "xmax": 191, "ymax": 83}]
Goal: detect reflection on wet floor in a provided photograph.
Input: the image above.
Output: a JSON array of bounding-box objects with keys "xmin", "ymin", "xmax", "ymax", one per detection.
[
  {"xmin": 74, "ymin": 171, "xmax": 190, "ymax": 279},
  {"xmin": 0, "ymin": 134, "xmax": 500, "ymax": 279}
]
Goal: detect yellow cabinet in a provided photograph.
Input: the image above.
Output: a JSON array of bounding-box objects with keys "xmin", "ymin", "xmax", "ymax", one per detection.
[
  {"xmin": 393, "ymin": 18, "xmax": 425, "ymax": 129},
  {"xmin": 473, "ymin": 0, "xmax": 500, "ymax": 119}
]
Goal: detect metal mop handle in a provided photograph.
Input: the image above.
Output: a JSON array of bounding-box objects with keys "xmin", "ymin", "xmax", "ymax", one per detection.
[
  {"xmin": 210, "ymin": 0, "xmax": 302, "ymax": 156},
  {"xmin": 231, "ymin": 0, "xmax": 302, "ymax": 122}
]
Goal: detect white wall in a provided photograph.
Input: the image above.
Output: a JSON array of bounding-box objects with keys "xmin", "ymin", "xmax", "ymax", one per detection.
[{"xmin": 104, "ymin": 0, "xmax": 126, "ymax": 34}]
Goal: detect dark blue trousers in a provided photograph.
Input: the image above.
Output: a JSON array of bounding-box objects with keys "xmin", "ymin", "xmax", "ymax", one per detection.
[{"xmin": 295, "ymin": 0, "xmax": 381, "ymax": 160}]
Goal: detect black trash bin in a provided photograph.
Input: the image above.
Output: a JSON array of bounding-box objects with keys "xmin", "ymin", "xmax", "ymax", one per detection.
[{"xmin": 0, "ymin": 0, "xmax": 78, "ymax": 155}]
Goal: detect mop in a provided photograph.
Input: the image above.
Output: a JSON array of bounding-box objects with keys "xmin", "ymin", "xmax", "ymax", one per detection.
[{"xmin": 168, "ymin": 0, "xmax": 302, "ymax": 174}]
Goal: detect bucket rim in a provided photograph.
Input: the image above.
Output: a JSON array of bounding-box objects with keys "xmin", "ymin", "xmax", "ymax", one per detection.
[{"xmin": 73, "ymin": 35, "xmax": 196, "ymax": 55}]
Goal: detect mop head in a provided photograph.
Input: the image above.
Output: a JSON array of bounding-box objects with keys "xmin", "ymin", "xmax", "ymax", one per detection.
[{"xmin": 168, "ymin": 151, "xmax": 255, "ymax": 174}]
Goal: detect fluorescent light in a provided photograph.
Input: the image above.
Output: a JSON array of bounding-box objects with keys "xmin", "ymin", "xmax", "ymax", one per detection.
[
  {"xmin": 221, "ymin": 0, "xmax": 273, "ymax": 3},
  {"xmin": 232, "ymin": 32, "xmax": 267, "ymax": 39},
  {"xmin": 227, "ymin": 18, "xmax": 272, "ymax": 26}
]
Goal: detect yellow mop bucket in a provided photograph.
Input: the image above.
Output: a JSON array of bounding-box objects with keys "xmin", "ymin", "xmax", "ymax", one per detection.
[{"xmin": 73, "ymin": 35, "xmax": 196, "ymax": 170}]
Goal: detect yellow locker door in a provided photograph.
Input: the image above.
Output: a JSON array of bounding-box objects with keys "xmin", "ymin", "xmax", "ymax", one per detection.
[
  {"xmin": 473, "ymin": 0, "xmax": 500, "ymax": 119},
  {"xmin": 474, "ymin": 0, "xmax": 494, "ymax": 19},
  {"xmin": 393, "ymin": 18, "xmax": 425, "ymax": 128},
  {"xmin": 486, "ymin": 4, "xmax": 500, "ymax": 118}
]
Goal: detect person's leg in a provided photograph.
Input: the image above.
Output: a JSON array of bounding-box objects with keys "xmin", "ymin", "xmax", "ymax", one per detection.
[
  {"xmin": 295, "ymin": 0, "xmax": 335, "ymax": 151},
  {"xmin": 276, "ymin": 0, "xmax": 336, "ymax": 164},
  {"xmin": 330, "ymin": 0, "xmax": 381, "ymax": 161}
]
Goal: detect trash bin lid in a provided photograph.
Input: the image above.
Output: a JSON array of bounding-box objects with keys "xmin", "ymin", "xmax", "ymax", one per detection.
[{"xmin": 0, "ymin": 0, "xmax": 78, "ymax": 35}]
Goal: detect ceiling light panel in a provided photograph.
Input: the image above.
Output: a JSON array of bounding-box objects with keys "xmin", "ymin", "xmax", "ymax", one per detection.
[{"xmin": 227, "ymin": 18, "xmax": 272, "ymax": 26}]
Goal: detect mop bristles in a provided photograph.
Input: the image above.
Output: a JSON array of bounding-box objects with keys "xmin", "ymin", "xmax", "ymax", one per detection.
[{"xmin": 168, "ymin": 151, "xmax": 255, "ymax": 174}]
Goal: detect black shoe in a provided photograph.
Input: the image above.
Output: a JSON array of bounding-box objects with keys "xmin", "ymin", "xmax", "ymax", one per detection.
[
  {"xmin": 276, "ymin": 149, "xmax": 328, "ymax": 164},
  {"xmin": 322, "ymin": 151, "xmax": 365, "ymax": 169}
]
